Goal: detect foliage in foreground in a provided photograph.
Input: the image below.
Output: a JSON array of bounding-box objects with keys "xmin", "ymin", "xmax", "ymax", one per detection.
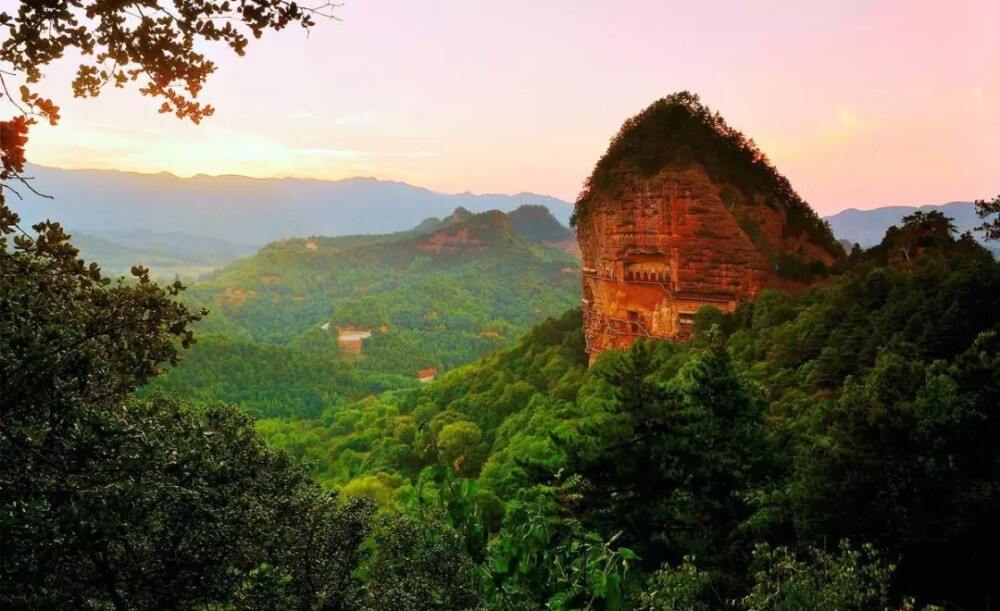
[{"xmin": 0, "ymin": 201, "xmax": 474, "ymax": 609}]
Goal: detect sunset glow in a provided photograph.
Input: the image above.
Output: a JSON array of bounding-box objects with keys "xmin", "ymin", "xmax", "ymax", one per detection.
[{"xmin": 21, "ymin": 0, "xmax": 1000, "ymax": 214}]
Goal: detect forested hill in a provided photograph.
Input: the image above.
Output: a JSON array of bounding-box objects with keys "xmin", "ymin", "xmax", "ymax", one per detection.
[
  {"xmin": 150, "ymin": 206, "xmax": 581, "ymax": 416},
  {"xmin": 8, "ymin": 191, "xmax": 999, "ymax": 608},
  {"xmin": 188, "ymin": 205, "xmax": 579, "ymax": 343},
  {"xmin": 261, "ymin": 214, "xmax": 1000, "ymax": 608}
]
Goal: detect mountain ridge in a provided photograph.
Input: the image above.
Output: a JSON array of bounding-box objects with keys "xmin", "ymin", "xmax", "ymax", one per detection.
[
  {"xmin": 10, "ymin": 163, "xmax": 992, "ymax": 256},
  {"xmin": 825, "ymin": 201, "xmax": 988, "ymax": 248},
  {"xmin": 11, "ymin": 164, "xmax": 574, "ymax": 244}
]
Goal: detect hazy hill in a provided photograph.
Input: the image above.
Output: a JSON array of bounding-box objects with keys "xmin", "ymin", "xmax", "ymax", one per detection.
[
  {"xmin": 71, "ymin": 229, "xmax": 258, "ymax": 276},
  {"xmin": 825, "ymin": 201, "xmax": 986, "ymax": 247},
  {"xmin": 507, "ymin": 204, "xmax": 573, "ymax": 243},
  {"xmin": 11, "ymin": 164, "xmax": 573, "ymax": 244}
]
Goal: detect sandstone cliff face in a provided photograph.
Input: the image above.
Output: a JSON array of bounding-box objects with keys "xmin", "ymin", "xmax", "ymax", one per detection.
[
  {"xmin": 578, "ymin": 165, "xmax": 768, "ymax": 360},
  {"xmin": 575, "ymin": 93, "xmax": 845, "ymax": 362}
]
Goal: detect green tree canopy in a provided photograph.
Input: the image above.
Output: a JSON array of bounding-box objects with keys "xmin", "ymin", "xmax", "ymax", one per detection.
[{"xmin": 975, "ymin": 193, "xmax": 1000, "ymax": 241}]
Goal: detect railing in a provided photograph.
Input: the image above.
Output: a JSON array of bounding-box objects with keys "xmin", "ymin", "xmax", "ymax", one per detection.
[
  {"xmin": 583, "ymin": 312, "xmax": 681, "ymax": 354},
  {"xmin": 581, "ymin": 269, "xmax": 677, "ymax": 299}
]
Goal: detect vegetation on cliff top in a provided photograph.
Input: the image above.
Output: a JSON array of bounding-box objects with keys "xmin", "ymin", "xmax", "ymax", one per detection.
[{"xmin": 572, "ymin": 92, "xmax": 844, "ymax": 265}]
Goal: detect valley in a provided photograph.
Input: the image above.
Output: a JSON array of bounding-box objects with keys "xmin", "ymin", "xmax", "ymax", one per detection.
[{"xmin": 145, "ymin": 205, "xmax": 582, "ymax": 418}]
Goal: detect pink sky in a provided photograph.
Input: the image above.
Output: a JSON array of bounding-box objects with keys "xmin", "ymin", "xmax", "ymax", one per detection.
[{"xmin": 21, "ymin": 0, "xmax": 1000, "ymax": 215}]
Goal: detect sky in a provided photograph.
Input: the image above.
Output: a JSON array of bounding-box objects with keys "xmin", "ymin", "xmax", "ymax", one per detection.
[{"xmin": 15, "ymin": 0, "xmax": 1000, "ymax": 215}]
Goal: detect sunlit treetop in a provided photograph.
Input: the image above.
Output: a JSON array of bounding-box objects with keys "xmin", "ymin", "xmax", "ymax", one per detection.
[
  {"xmin": 572, "ymin": 91, "xmax": 843, "ymax": 259},
  {"xmin": 0, "ymin": 0, "xmax": 337, "ymax": 183}
]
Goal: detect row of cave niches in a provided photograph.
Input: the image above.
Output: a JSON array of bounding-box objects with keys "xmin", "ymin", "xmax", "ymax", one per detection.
[
  {"xmin": 586, "ymin": 267, "xmax": 674, "ymax": 287},
  {"xmin": 625, "ymin": 270, "xmax": 671, "ymax": 284},
  {"xmin": 588, "ymin": 267, "xmax": 749, "ymax": 297}
]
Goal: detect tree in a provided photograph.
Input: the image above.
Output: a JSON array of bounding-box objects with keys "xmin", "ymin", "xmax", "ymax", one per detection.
[
  {"xmin": 975, "ymin": 194, "xmax": 1000, "ymax": 241},
  {"xmin": 570, "ymin": 340, "xmax": 771, "ymax": 583},
  {"xmin": 740, "ymin": 541, "xmax": 897, "ymax": 611},
  {"xmin": 0, "ymin": 0, "xmax": 337, "ymax": 184},
  {"xmin": 0, "ymin": 202, "xmax": 204, "ymax": 438},
  {"xmin": 641, "ymin": 557, "xmax": 714, "ymax": 610},
  {"xmin": 360, "ymin": 513, "xmax": 482, "ymax": 610},
  {"xmin": 0, "ymin": 204, "xmax": 383, "ymax": 608},
  {"xmin": 900, "ymin": 210, "xmax": 957, "ymax": 237},
  {"xmin": 437, "ymin": 420, "xmax": 488, "ymax": 477},
  {"xmin": 868, "ymin": 210, "xmax": 982, "ymax": 268},
  {"xmin": 896, "ymin": 210, "xmax": 957, "ymax": 262}
]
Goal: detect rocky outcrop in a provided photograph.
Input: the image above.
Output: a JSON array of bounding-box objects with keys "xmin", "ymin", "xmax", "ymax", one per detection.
[
  {"xmin": 576, "ymin": 93, "xmax": 844, "ymax": 362},
  {"xmin": 578, "ymin": 166, "xmax": 767, "ymax": 358}
]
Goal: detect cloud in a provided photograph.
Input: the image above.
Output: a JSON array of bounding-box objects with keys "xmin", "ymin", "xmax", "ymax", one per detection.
[
  {"xmin": 971, "ymin": 86, "xmax": 985, "ymax": 104},
  {"xmin": 298, "ymin": 148, "xmax": 375, "ymax": 158},
  {"xmin": 334, "ymin": 110, "xmax": 379, "ymax": 126},
  {"xmin": 25, "ymin": 117, "xmax": 436, "ymax": 184},
  {"xmin": 838, "ymin": 108, "xmax": 871, "ymax": 129},
  {"xmin": 288, "ymin": 108, "xmax": 321, "ymax": 120}
]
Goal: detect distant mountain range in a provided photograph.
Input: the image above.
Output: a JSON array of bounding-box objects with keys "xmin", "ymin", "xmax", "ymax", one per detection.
[
  {"xmin": 7, "ymin": 165, "xmax": 994, "ymax": 266},
  {"xmin": 10, "ymin": 164, "xmax": 573, "ymax": 244},
  {"xmin": 826, "ymin": 201, "xmax": 985, "ymax": 247}
]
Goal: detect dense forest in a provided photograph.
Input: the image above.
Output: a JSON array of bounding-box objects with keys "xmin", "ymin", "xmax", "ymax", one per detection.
[
  {"xmin": 6, "ymin": 192, "xmax": 998, "ymax": 609},
  {"xmin": 250, "ymin": 211, "xmax": 1000, "ymax": 609},
  {"xmin": 143, "ymin": 205, "xmax": 581, "ymax": 417}
]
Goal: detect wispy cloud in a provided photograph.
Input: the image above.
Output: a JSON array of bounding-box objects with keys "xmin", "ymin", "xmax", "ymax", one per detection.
[
  {"xmin": 298, "ymin": 148, "xmax": 375, "ymax": 158},
  {"xmin": 334, "ymin": 110, "xmax": 379, "ymax": 126},
  {"xmin": 26, "ymin": 117, "xmax": 437, "ymax": 185},
  {"xmin": 838, "ymin": 108, "xmax": 871, "ymax": 129},
  {"xmin": 288, "ymin": 108, "xmax": 321, "ymax": 120}
]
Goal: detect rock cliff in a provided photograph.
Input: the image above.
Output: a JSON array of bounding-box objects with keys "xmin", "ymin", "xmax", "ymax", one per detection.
[{"xmin": 575, "ymin": 93, "xmax": 844, "ymax": 361}]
